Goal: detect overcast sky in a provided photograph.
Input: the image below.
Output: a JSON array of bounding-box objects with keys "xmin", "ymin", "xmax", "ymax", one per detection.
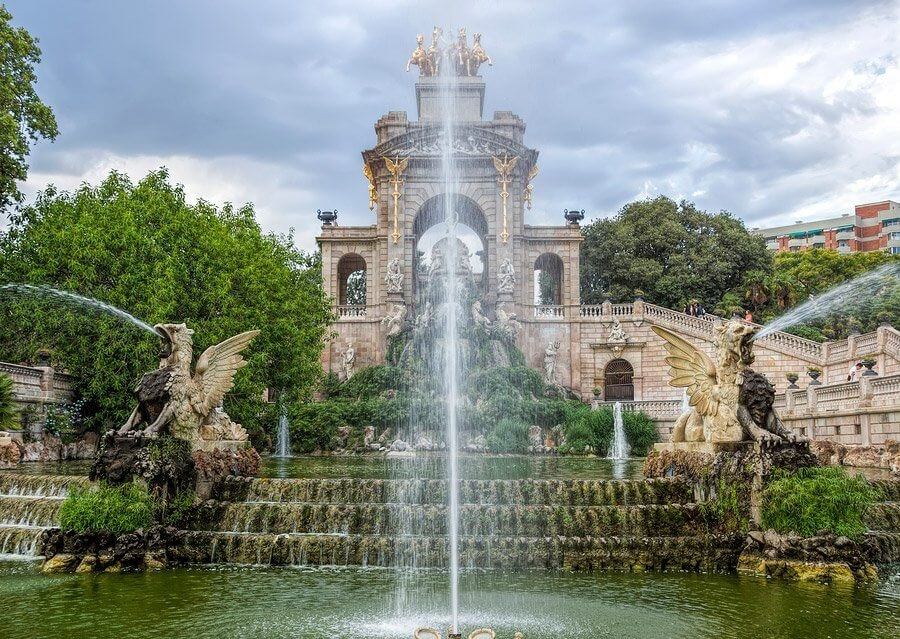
[{"xmin": 8, "ymin": 0, "xmax": 900, "ymax": 250}]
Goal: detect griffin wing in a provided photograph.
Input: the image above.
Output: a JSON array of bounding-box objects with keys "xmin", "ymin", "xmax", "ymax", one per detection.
[
  {"xmin": 650, "ymin": 325, "xmax": 719, "ymax": 416},
  {"xmin": 527, "ymin": 164, "xmax": 539, "ymax": 181},
  {"xmin": 192, "ymin": 330, "xmax": 260, "ymax": 415},
  {"xmin": 363, "ymin": 163, "xmax": 374, "ymax": 184}
]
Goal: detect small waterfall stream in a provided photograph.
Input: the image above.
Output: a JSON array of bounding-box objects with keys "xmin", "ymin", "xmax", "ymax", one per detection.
[
  {"xmin": 275, "ymin": 413, "xmax": 291, "ymax": 458},
  {"xmin": 608, "ymin": 402, "xmax": 629, "ymax": 460}
]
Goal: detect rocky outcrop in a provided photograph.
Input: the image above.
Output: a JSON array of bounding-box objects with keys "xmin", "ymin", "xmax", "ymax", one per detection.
[
  {"xmin": 39, "ymin": 526, "xmax": 182, "ymax": 573},
  {"xmin": 810, "ymin": 439, "xmax": 900, "ymax": 475},
  {"xmin": 0, "ymin": 436, "xmax": 22, "ymax": 467},
  {"xmin": 19, "ymin": 433, "xmax": 98, "ymax": 463},
  {"xmin": 739, "ymin": 529, "xmax": 878, "ymax": 582},
  {"xmin": 192, "ymin": 447, "xmax": 261, "ymax": 500}
]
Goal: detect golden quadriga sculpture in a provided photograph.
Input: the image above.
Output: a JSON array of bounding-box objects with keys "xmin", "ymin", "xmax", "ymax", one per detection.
[
  {"xmin": 117, "ymin": 323, "xmax": 259, "ymax": 449},
  {"xmin": 652, "ymin": 319, "xmax": 805, "ymax": 448}
]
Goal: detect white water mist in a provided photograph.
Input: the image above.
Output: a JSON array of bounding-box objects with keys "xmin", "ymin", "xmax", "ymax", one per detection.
[{"xmin": 755, "ymin": 263, "xmax": 899, "ymax": 340}]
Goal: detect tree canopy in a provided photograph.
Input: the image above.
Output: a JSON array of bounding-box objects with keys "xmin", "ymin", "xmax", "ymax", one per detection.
[
  {"xmin": 728, "ymin": 249, "xmax": 899, "ymax": 340},
  {"xmin": 0, "ymin": 6, "xmax": 58, "ymax": 212},
  {"xmin": 580, "ymin": 196, "xmax": 771, "ymax": 309},
  {"xmin": 0, "ymin": 170, "xmax": 332, "ymax": 442}
]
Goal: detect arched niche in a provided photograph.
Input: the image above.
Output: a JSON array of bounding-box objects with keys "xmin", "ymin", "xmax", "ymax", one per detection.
[
  {"xmin": 337, "ymin": 253, "xmax": 367, "ymax": 306},
  {"xmin": 534, "ymin": 253, "xmax": 564, "ymax": 305}
]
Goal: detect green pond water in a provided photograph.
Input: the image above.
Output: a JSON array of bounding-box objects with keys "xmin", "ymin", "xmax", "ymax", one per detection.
[
  {"xmin": 3, "ymin": 456, "xmax": 898, "ymax": 638},
  {"xmin": 0, "ymin": 561, "xmax": 898, "ymax": 639}
]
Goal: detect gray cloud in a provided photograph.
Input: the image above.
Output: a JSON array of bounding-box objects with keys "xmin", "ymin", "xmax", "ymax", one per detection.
[{"xmin": 9, "ymin": 0, "xmax": 900, "ymax": 247}]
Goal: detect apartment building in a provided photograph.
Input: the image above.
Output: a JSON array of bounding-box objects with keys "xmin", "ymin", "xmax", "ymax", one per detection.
[{"xmin": 753, "ymin": 200, "xmax": 900, "ymax": 254}]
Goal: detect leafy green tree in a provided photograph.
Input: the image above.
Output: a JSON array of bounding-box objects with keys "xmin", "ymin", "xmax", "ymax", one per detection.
[
  {"xmin": 736, "ymin": 249, "xmax": 899, "ymax": 339},
  {"xmin": 0, "ymin": 170, "xmax": 333, "ymax": 442},
  {"xmin": 580, "ymin": 196, "xmax": 771, "ymax": 309},
  {"xmin": 0, "ymin": 6, "xmax": 58, "ymax": 212},
  {"xmin": 0, "ymin": 371, "xmax": 16, "ymax": 430}
]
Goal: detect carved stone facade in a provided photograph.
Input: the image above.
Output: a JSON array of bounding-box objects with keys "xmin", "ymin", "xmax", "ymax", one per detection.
[{"xmin": 319, "ymin": 73, "xmax": 900, "ymax": 408}]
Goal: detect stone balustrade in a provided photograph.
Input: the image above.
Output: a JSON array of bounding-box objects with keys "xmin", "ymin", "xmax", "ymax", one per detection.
[
  {"xmin": 776, "ymin": 372, "xmax": 900, "ymax": 446},
  {"xmin": 534, "ymin": 305, "xmax": 565, "ymax": 318},
  {"xmin": 595, "ymin": 399, "xmax": 682, "ymax": 420},
  {"xmin": 336, "ymin": 305, "xmax": 367, "ymax": 319}
]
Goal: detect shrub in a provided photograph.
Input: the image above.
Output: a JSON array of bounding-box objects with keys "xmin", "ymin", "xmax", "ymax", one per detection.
[
  {"xmin": 0, "ymin": 372, "xmax": 17, "ymax": 431},
  {"xmin": 761, "ymin": 467, "xmax": 882, "ymax": 539},
  {"xmin": 561, "ymin": 407, "xmax": 613, "ymax": 455},
  {"xmin": 58, "ymin": 482, "xmax": 154, "ymax": 534},
  {"xmin": 485, "ymin": 418, "xmax": 530, "ymax": 453},
  {"xmin": 623, "ymin": 411, "xmax": 659, "ymax": 456},
  {"xmin": 340, "ymin": 365, "xmax": 405, "ymax": 399}
]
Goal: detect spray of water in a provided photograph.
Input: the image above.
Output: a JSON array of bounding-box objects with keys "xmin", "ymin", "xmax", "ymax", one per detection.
[
  {"xmin": 754, "ymin": 263, "xmax": 899, "ymax": 340},
  {"xmin": 275, "ymin": 411, "xmax": 291, "ymax": 458},
  {"xmin": 0, "ymin": 283, "xmax": 157, "ymax": 334},
  {"xmin": 608, "ymin": 401, "xmax": 629, "ymax": 460}
]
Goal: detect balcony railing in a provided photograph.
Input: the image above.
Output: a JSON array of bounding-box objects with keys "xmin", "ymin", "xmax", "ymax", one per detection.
[
  {"xmin": 336, "ymin": 305, "xmax": 367, "ymax": 319},
  {"xmin": 534, "ymin": 305, "xmax": 565, "ymax": 318}
]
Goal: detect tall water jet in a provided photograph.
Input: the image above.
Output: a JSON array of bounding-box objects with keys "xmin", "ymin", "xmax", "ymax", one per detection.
[
  {"xmin": 437, "ymin": 45, "xmax": 463, "ymax": 638},
  {"xmin": 275, "ymin": 412, "xmax": 291, "ymax": 458},
  {"xmin": 754, "ymin": 263, "xmax": 898, "ymax": 339},
  {"xmin": 608, "ymin": 401, "xmax": 628, "ymax": 460}
]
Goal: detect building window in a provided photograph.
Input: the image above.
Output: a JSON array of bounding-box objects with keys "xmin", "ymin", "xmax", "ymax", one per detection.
[
  {"xmin": 891, "ymin": 247, "xmax": 900, "ymax": 255},
  {"xmin": 604, "ymin": 359, "xmax": 634, "ymax": 401},
  {"xmin": 838, "ymin": 240, "xmax": 850, "ymax": 248}
]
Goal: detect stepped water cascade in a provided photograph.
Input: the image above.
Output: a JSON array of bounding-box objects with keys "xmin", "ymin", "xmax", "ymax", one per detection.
[{"xmin": 0, "ymin": 475, "xmax": 88, "ymax": 557}]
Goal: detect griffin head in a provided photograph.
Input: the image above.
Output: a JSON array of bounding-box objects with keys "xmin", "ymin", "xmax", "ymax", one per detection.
[{"xmin": 153, "ymin": 323, "xmax": 194, "ymax": 366}]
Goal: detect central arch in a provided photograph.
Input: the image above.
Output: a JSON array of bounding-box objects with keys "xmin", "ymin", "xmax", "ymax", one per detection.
[{"xmin": 413, "ymin": 194, "xmax": 489, "ymax": 294}]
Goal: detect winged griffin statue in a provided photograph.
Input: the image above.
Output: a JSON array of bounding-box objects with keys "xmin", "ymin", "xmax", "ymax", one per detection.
[
  {"xmin": 117, "ymin": 323, "xmax": 259, "ymax": 445},
  {"xmin": 652, "ymin": 319, "xmax": 804, "ymax": 446}
]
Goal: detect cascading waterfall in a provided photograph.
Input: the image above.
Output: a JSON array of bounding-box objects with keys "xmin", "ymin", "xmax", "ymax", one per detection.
[
  {"xmin": 608, "ymin": 401, "xmax": 628, "ymax": 460},
  {"xmin": 275, "ymin": 412, "xmax": 291, "ymax": 458}
]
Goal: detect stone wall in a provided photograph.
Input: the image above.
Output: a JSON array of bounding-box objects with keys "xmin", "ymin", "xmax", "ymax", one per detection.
[{"xmin": 0, "ymin": 362, "xmax": 76, "ymax": 438}]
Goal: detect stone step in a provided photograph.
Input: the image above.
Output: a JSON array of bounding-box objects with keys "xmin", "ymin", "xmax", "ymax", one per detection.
[
  {"xmin": 0, "ymin": 474, "xmax": 88, "ymax": 499},
  {"xmin": 189, "ymin": 502, "xmax": 709, "ymax": 538},
  {"xmin": 214, "ymin": 476, "xmax": 694, "ymax": 507},
  {"xmin": 0, "ymin": 524, "xmax": 48, "ymax": 556},
  {"xmin": 865, "ymin": 502, "xmax": 900, "ymax": 533},
  {"xmin": 871, "ymin": 479, "xmax": 900, "ymax": 502},
  {"xmin": 865, "ymin": 531, "xmax": 900, "ymax": 564},
  {"xmin": 170, "ymin": 530, "xmax": 744, "ymax": 571},
  {"xmin": 0, "ymin": 497, "xmax": 62, "ymax": 529}
]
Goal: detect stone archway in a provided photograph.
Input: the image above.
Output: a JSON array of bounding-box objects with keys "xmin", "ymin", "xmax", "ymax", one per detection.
[{"xmin": 412, "ymin": 193, "xmax": 489, "ymax": 295}]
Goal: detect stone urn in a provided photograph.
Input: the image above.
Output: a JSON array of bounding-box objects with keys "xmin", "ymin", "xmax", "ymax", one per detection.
[
  {"xmin": 807, "ymin": 369, "xmax": 822, "ymax": 385},
  {"xmin": 786, "ymin": 373, "xmax": 799, "ymax": 389},
  {"xmin": 860, "ymin": 359, "xmax": 877, "ymax": 377}
]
